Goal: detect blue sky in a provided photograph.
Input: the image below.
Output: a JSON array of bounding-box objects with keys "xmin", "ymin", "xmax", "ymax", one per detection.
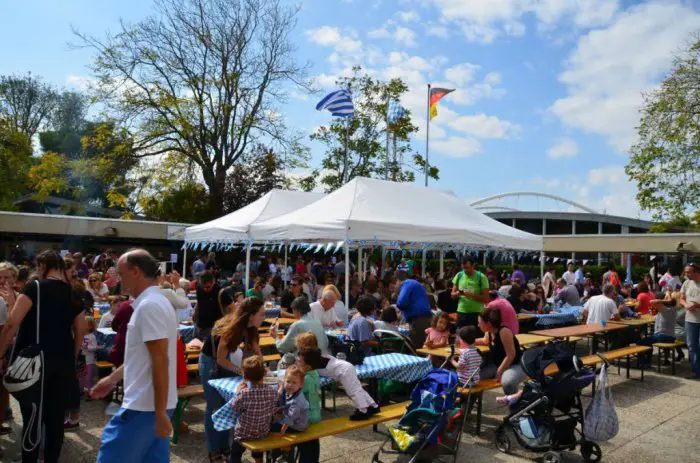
[{"xmin": 2, "ymin": 0, "xmax": 699, "ymax": 218}]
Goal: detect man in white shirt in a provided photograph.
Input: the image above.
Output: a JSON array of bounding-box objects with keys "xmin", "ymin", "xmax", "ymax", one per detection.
[
  {"xmin": 562, "ymin": 262, "xmax": 576, "ymax": 286},
  {"xmin": 310, "ymin": 290, "xmax": 343, "ymax": 328},
  {"xmin": 92, "ymin": 249, "xmax": 178, "ymax": 462},
  {"xmin": 680, "ymin": 263, "xmax": 700, "ymax": 379},
  {"xmin": 583, "ymin": 284, "xmax": 622, "ymax": 325}
]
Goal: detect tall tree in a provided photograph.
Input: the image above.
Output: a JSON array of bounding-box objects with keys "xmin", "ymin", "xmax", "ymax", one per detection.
[
  {"xmin": 310, "ymin": 67, "xmax": 438, "ymax": 192},
  {"xmin": 0, "ymin": 74, "xmax": 58, "ymax": 139},
  {"xmin": 73, "ymin": 0, "xmax": 310, "ymax": 218},
  {"xmin": 0, "ymin": 120, "xmax": 33, "ymax": 210},
  {"xmin": 626, "ymin": 35, "xmax": 700, "ymax": 221},
  {"xmin": 223, "ymin": 145, "xmax": 287, "ymax": 213}
]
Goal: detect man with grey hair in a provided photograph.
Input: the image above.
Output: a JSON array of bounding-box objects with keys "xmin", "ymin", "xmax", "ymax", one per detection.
[
  {"xmin": 555, "ymin": 278, "xmax": 581, "ymax": 307},
  {"xmin": 310, "ymin": 290, "xmax": 343, "ymax": 328},
  {"xmin": 583, "ymin": 283, "xmax": 622, "ymax": 326},
  {"xmin": 91, "ymin": 249, "xmax": 178, "ymax": 462}
]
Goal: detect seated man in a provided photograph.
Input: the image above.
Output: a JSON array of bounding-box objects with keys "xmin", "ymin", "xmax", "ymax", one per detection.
[
  {"xmin": 279, "ymin": 275, "xmax": 305, "ymax": 318},
  {"xmin": 310, "ymin": 290, "xmax": 342, "ymax": 328},
  {"xmin": 555, "ymin": 278, "xmax": 581, "ymax": 307},
  {"xmin": 582, "ymin": 284, "xmax": 622, "ymax": 325}
]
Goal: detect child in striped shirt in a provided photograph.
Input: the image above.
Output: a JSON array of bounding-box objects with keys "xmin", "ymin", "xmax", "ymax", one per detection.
[{"xmin": 451, "ymin": 326, "xmax": 481, "ymax": 386}]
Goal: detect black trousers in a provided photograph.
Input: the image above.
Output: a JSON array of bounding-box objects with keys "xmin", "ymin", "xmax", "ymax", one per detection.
[
  {"xmin": 270, "ymin": 423, "xmax": 320, "ymax": 463},
  {"xmin": 409, "ymin": 315, "xmax": 433, "ymax": 347},
  {"xmin": 18, "ymin": 363, "xmax": 73, "ymax": 463}
]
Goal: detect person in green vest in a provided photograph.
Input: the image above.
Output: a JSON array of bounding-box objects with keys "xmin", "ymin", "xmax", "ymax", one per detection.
[
  {"xmin": 451, "ymin": 255, "xmax": 489, "ymax": 330},
  {"xmin": 245, "ymin": 277, "xmax": 265, "ymax": 299},
  {"xmin": 405, "ymin": 257, "xmax": 415, "ymax": 276}
]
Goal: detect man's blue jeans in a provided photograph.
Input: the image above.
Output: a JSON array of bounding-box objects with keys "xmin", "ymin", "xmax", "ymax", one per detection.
[
  {"xmin": 97, "ymin": 408, "xmax": 174, "ymax": 463},
  {"xmin": 686, "ymin": 322, "xmax": 700, "ymax": 375},
  {"xmin": 199, "ymin": 353, "xmax": 231, "ymax": 453}
]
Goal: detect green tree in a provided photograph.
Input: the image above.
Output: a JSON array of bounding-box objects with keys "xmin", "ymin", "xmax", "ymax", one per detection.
[
  {"xmin": 141, "ymin": 181, "xmax": 210, "ymax": 223},
  {"xmin": 73, "ymin": 0, "xmax": 310, "ymax": 218},
  {"xmin": 626, "ymin": 35, "xmax": 700, "ymax": 221},
  {"xmin": 224, "ymin": 146, "xmax": 288, "ymax": 213},
  {"xmin": 0, "ymin": 73, "xmax": 58, "ymax": 139},
  {"xmin": 0, "ymin": 120, "xmax": 33, "ymax": 210},
  {"xmin": 310, "ymin": 67, "xmax": 438, "ymax": 192}
]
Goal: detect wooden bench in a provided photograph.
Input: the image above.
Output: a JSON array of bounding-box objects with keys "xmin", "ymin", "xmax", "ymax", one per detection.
[
  {"xmin": 653, "ymin": 341, "xmax": 685, "ymax": 375},
  {"xmin": 96, "ymin": 360, "xmax": 115, "ymax": 371},
  {"xmin": 456, "ymin": 379, "xmax": 501, "ymax": 435},
  {"xmin": 242, "ymin": 401, "xmax": 409, "ymax": 454},
  {"xmin": 186, "ymin": 363, "xmax": 199, "ymax": 375},
  {"xmin": 171, "ymin": 384, "xmax": 204, "ymax": 444},
  {"xmin": 262, "ymin": 354, "xmax": 281, "ymax": 363},
  {"xmin": 544, "ymin": 346, "xmax": 652, "ymax": 381}
]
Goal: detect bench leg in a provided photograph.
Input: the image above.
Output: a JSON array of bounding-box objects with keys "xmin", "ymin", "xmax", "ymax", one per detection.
[
  {"xmin": 476, "ymin": 393, "xmax": 483, "ymax": 436},
  {"xmin": 672, "ymin": 350, "xmax": 676, "ymax": 376},
  {"xmin": 641, "ymin": 357, "xmax": 644, "ymax": 382},
  {"xmin": 657, "ymin": 347, "xmax": 662, "ymax": 373},
  {"xmin": 332, "ymin": 382, "xmax": 337, "ymax": 413},
  {"xmin": 171, "ymin": 397, "xmax": 189, "ymax": 444},
  {"xmin": 626, "ymin": 355, "xmax": 631, "ymax": 379}
]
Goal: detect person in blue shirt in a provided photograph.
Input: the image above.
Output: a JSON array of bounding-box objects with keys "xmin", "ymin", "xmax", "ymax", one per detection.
[
  {"xmin": 190, "ymin": 252, "xmax": 206, "ymax": 278},
  {"xmin": 575, "ymin": 262, "xmax": 586, "ymax": 285},
  {"xmin": 395, "ymin": 271, "xmax": 433, "ymax": 347},
  {"xmin": 348, "ymin": 295, "xmax": 376, "ymax": 354}
]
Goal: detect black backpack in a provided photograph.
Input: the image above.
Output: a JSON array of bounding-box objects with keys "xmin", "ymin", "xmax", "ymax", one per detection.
[{"xmin": 327, "ymin": 335, "xmax": 366, "ymax": 366}]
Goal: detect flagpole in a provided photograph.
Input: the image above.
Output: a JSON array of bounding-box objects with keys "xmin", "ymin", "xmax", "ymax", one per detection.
[
  {"xmin": 343, "ymin": 117, "xmax": 349, "ymax": 183},
  {"xmin": 392, "ymin": 132, "xmax": 397, "ymax": 181},
  {"xmin": 425, "ymin": 83, "xmax": 431, "ymax": 187},
  {"xmin": 385, "ymin": 94, "xmax": 390, "ymax": 181}
]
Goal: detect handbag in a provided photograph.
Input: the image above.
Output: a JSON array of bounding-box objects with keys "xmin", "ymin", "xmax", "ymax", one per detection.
[
  {"xmin": 584, "ymin": 364, "xmax": 619, "ymax": 441},
  {"xmin": 208, "ymin": 335, "xmax": 237, "ymax": 379},
  {"xmin": 3, "ymin": 280, "xmax": 44, "ymax": 452}
]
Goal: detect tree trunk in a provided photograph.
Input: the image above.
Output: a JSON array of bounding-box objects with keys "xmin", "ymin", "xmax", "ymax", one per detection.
[{"xmin": 208, "ymin": 167, "xmax": 227, "ymax": 219}]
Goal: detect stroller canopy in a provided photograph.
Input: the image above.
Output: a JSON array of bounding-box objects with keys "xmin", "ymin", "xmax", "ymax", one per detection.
[{"xmin": 520, "ymin": 342, "xmax": 580, "ymax": 382}]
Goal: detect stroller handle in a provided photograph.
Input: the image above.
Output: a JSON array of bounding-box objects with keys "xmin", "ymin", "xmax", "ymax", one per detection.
[{"xmin": 595, "ymin": 353, "xmax": 611, "ymax": 367}]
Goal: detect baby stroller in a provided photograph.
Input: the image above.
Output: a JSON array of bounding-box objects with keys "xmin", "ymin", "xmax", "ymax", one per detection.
[
  {"xmin": 372, "ymin": 369, "xmax": 465, "ymax": 463},
  {"xmin": 494, "ymin": 342, "xmax": 602, "ymax": 463}
]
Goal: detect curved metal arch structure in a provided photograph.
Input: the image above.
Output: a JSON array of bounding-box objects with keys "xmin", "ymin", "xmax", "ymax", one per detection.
[
  {"xmin": 474, "ymin": 206, "xmax": 522, "ymax": 212},
  {"xmin": 470, "ymin": 191, "xmax": 598, "ymax": 214}
]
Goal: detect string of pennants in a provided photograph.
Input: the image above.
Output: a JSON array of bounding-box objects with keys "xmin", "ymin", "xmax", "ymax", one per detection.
[{"xmin": 182, "ymin": 238, "xmax": 569, "ymax": 262}]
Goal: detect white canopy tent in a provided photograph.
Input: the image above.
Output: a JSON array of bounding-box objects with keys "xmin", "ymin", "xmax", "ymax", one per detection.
[
  {"xmin": 249, "ymin": 177, "xmax": 543, "ymax": 307},
  {"xmin": 184, "ymin": 189, "xmax": 323, "ymax": 286}
]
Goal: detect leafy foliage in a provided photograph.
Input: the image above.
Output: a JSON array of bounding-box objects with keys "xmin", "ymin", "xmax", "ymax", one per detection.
[
  {"xmin": 310, "ymin": 67, "xmax": 438, "ymax": 192},
  {"xmin": 224, "ymin": 146, "xmax": 287, "ymax": 213},
  {"xmin": 0, "ymin": 121, "xmax": 33, "ymax": 210},
  {"xmin": 627, "ymin": 35, "xmax": 700, "ymax": 221},
  {"xmin": 0, "ymin": 73, "xmax": 58, "ymax": 139},
  {"xmin": 73, "ymin": 0, "xmax": 310, "ymax": 217}
]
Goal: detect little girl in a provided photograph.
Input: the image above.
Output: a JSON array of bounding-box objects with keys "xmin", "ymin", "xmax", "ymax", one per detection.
[
  {"xmin": 80, "ymin": 317, "xmax": 101, "ymax": 394},
  {"xmin": 295, "ymin": 333, "xmax": 380, "ymax": 421},
  {"xmin": 424, "ymin": 312, "xmax": 451, "ymax": 349},
  {"xmin": 373, "ymin": 306, "xmax": 400, "ymax": 334}
]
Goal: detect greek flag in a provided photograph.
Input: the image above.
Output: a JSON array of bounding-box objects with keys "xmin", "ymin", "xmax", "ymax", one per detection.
[
  {"xmin": 387, "ymin": 99, "xmax": 406, "ymax": 124},
  {"xmin": 316, "ymin": 89, "xmax": 354, "ymax": 117}
]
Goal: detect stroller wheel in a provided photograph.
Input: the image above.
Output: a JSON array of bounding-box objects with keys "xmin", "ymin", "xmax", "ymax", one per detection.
[
  {"xmin": 494, "ymin": 427, "xmax": 511, "ymax": 453},
  {"xmin": 542, "ymin": 451, "xmax": 561, "ymax": 463},
  {"xmin": 581, "ymin": 441, "xmax": 602, "ymax": 462}
]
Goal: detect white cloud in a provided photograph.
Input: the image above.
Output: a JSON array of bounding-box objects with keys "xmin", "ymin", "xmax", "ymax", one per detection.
[
  {"xmin": 444, "ymin": 63, "xmax": 480, "ymax": 85},
  {"xmin": 547, "ymin": 138, "xmax": 578, "ymax": 159},
  {"xmin": 549, "ymin": 2, "xmax": 700, "ymax": 151},
  {"xmin": 65, "ymin": 74, "xmax": 94, "ymax": 90},
  {"xmin": 305, "ymin": 26, "xmax": 362, "ymax": 54},
  {"xmin": 431, "ymin": 136, "xmax": 482, "ymax": 158},
  {"xmin": 567, "ymin": 165, "xmax": 645, "ymax": 217},
  {"xmin": 448, "ymin": 113, "xmax": 518, "ymax": 139},
  {"xmin": 426, "ymin": 25, "xmax": 450, "ymax": 38},
  {"xmin": 369, "ymin": 25, "xmax": 417, "ymax": 47},
  {"xmin": 429, "ymin": 0, "xmax": 620, "ymax": 43},
  {"xmin": 397, "ymin": 10, "xmax": 420, "ymax": 22}
]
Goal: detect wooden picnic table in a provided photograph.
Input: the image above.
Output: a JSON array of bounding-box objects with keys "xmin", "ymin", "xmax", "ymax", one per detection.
[
  {"xmin": 417, "ymin": 333, "xmax": 554, "ymax": 358},
  {"xmin": 518, "ymin": 314, "xmax": 536, "ymax": 321},
  {"xmin": 264, "ymin": 318, "xmax": 296, "ymax": 326},
  {"xmin": 609, "ymin": 314, "xmax": 655, "ymax": 327},
  {"xmin": 532, "ymin": 322, "xmax": 626, "ymax": 339}
]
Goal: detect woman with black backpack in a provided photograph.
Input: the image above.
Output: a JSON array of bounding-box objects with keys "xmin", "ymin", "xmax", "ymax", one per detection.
[{"xmin": 0, "ymin": 250, "xmax": 87, "ymax": 463}]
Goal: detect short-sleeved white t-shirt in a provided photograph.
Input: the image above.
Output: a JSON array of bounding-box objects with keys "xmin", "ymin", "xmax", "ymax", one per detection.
[
  {"xmin": 584, "ymin": 295, "xmax": 617, "ymax": 325},
  {"xmin": 122, "ymin": 285, "xmax": 178, "ymax": 411},
  {"xmin": 681, "ymin": 279, "xmax": 700, "ymax": 324}
]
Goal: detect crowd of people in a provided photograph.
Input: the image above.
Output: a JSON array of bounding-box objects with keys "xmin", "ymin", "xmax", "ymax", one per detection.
[{"xmin": 0, "ymin": 246, "xmax": 698, "ymax": 462}]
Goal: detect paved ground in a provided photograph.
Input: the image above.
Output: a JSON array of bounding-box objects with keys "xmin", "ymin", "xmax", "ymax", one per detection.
[{"xmin": 1, "ymin": 349, "xmax": 698, "ymax": 462}]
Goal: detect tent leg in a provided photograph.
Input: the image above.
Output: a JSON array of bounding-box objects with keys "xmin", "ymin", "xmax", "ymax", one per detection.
[
  {"xmin": 540, "ymin": 251, "xmax": 545, "ymax": 281},
  {"xmin": 439, "ymin": 251, "xmax": 444, "ymax": 279},
  {"xmin": 345, "ymin": 246, "xmax": 350, "ymax": 309},
  {"xmin": 283, "ymin": 244, "xmax": 288, "ymax": 289},
  {"xmin": 182, "ymin": 247, "xmax": 187, "ymax": 278},
  {"xmin": 381, "ymin": 248, "xmax": 386, "ymax": 278},
  {"xmin": 422, "ymin": 249, "xmax": 427, "ymax": 278},
  {"xmin": 358, "ymin": 248, "xmax": 362, "ymax": 283},
  {"xmin": 245, "ymin": 247, "xmax": 251, "ymax": 290}
]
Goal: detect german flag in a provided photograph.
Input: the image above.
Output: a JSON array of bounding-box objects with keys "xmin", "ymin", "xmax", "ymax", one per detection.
[{"xmin": 429, "ymin": 87, "xmax": 455, "ymax": 120}]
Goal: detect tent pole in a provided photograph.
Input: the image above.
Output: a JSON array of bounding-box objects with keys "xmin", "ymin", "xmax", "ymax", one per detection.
[
  {"xmin": 357, "ymin": 248, "xmax": 362, "ymax": 282},
  {"xmin": 421, "ymin": 249, "xmax": 427, "ymax": 278},
  {"xmin": 540, "ymin": 250, "xmax": 545, "ymax": 281},
  {"xmin": 283, "ymin": 244, "xmax": 288, "ymax": 289},
  {"xmin": 344, "ymin": 246, "xmax": 350, "ymax": 309},
  {"xmin": 182, "ymin": 247, "xmax": 187, "ymax": 278},
  {"xmin": 439, "ymin": 251, "xmax": 444, "ymax": 279},
  {"xmin": 381, "ymin": 248, "xmax": 386, "ymax": 278},
  {"xmin": 245, "ymin": 247, "xmax": 251, "ymax": 290}
]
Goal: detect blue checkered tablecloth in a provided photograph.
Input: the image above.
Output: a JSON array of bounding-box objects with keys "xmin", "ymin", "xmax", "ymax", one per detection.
[
  {"xmin": 534, "ymin": 306, "xmax": 582, "ymax": 328},
  {"xmin": 326, "ymin": 326, "xmax": 409, "ymax": 343},
  {"xmin": 265, "ymin": 307, "xmax": 280, "ymax": 318},
  {"xmin": 356, "ymin": 353, "xmax": 431, "ymax": 382},
  {"xmin": 96, "ymin": 324, "xmax": 194, "ymax": 349},
  {"xmin": 94, "ymin": 303, "xmax": 111, "ymax": 314}
]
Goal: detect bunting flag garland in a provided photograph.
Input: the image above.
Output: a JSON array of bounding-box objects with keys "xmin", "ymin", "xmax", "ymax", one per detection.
[{"xmin": 429, "ymin": 87, "xmax": 454, "ymax": 120}]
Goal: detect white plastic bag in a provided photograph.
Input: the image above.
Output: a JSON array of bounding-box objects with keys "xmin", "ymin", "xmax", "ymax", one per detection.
[{"xmin": 584, "ymin": 364, "xmax": 619, "ymax": 441}]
